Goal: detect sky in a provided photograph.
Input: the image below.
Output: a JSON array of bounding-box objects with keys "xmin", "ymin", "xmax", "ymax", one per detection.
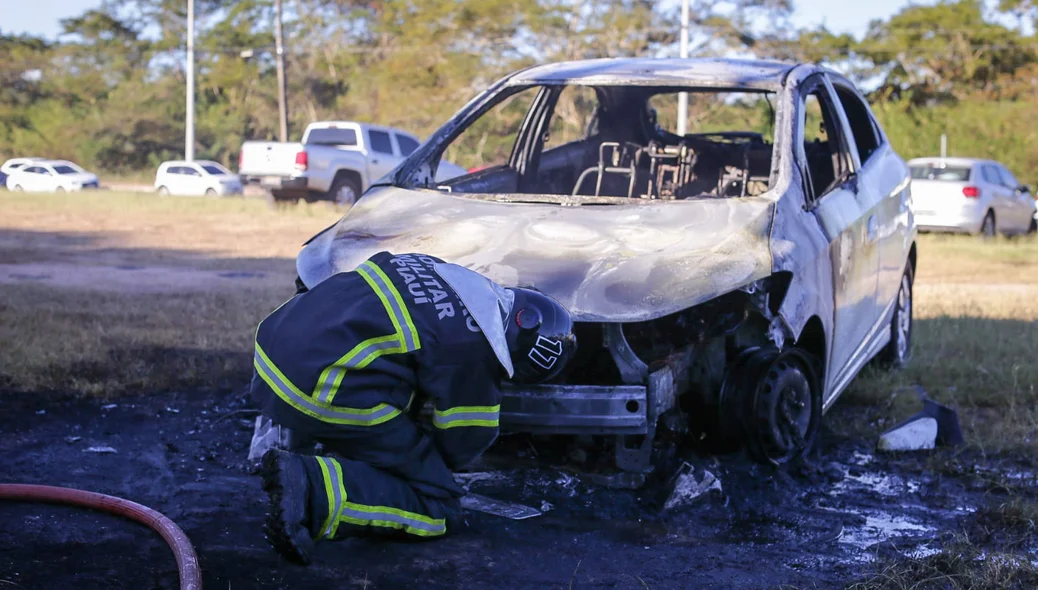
[{"xmin": 3, "ymin": 0, "xmax": 923, "ymax": 41}]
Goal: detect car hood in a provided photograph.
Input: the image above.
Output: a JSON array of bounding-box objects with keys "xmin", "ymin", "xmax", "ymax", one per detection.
[{"xmin": 297, "ymin": 186, "xmax": 775, "ymax": 322}]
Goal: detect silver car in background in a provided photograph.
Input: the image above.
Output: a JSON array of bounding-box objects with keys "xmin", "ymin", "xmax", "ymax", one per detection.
[{"xmin": 910, "ymin": 157, "xmax": 1037, "ymax": 236}]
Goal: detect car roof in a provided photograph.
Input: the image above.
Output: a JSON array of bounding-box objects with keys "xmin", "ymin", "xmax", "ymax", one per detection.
[
  {"xmin": 507, "ymin": 57, "xmax": 797, "ymax": 90},
  {"xmin": 908, "ymin": 157, "xmax": 994, "ymax": 167},
  {"xmin": 161, "ymin": 160, "xmax": 222, "ymax": 167}
]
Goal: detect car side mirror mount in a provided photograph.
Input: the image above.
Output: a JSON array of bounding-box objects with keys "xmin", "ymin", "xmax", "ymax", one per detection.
[{"xmin": 1017, "ymin": 184, "xmax": 1031, "ymax": 194}]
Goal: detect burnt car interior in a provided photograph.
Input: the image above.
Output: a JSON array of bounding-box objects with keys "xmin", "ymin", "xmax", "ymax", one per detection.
[{"xmin": 423, "ymin": 85, "xmax": 778, "ymax": 201}]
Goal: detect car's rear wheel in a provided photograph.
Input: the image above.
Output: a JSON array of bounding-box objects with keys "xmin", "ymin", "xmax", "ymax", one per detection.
[
  {"xmin": 879, "ymin": 265, "xmax": 913, "ymax": 369},
  {"xmin": 980, "ymin": 210, "xmax": 996, "ymax": 238},
  {"xmin": 55, "ymin": 186, "xmax": 65, "ymax": 193},
  {"xmin": 328, "ymin": 174, "xmax": 361, "ymax": 208},
  {"xmin": 157, "ymin": 186, "xmax": 170, "ymax": 196},
  {"xmin": 12, "ymin": 185, "xmax": 22, "ymax": 192},
  {"xmin": 205, "ymin": 188, "xmax": 217, "ymax": 196}
]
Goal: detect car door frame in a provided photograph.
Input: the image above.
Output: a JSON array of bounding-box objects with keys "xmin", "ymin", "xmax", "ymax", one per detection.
[
  {"xmin": 995, "ymin": 163, "xmax": 1032, "ymax": 232},
  {"xmin": 365, "ymin": 127, "xmax": 400, "ymax": 180},
  {"xmin": 829, "ymin": 77, "xmax": 913, "ymax": 328},
  {"xmin": 979, "ymin": 163, "xmax": 1012, "ymax": 231},
  {"xmin": 796, "ymin": 74, "xmax": 883, "ymax": 407}
]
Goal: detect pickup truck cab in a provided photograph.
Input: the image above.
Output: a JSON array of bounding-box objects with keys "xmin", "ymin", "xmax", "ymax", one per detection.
[{"xmin": 238, "ymin": 121, "xmax": 465, "ymax": 206}]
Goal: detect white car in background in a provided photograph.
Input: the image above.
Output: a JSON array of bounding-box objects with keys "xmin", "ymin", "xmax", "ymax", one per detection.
[
  {"xmin": 4, "ymin": 160, "xmax": 99, "ymax": 192},
  {"xmin": 154, "ymin": 160, "xmax": 243, "ymax": 196},
  {"xmin": 910, "ymin": 157, "xmax": 1037, "ymax": 236}
]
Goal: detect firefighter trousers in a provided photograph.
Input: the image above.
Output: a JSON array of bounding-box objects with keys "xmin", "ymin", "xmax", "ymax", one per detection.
[{"xmin": 276, "ymin": 411, "xmax": 466, "ymax": 542}]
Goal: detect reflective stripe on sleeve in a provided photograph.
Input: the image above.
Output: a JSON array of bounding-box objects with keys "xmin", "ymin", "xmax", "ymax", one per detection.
[
  {"xmin": 316, "ymin": 456, "xmax": 346, "ymax": 540},
  {"xmin": 255, "ymin": 344, "xmax": 401, "ymax": 426},
  {"xmin": 432, "ymin": 405, "xmax": 501, "ymax": 429},
  {"xmin": 312, "ymin": 334, "xmax": 402, "ymax": 404}
]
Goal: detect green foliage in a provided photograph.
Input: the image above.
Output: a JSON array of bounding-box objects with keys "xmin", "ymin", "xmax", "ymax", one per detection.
[{"xmin": 0, "ymin": 0, "xmax": 1036, "ymax": 179}]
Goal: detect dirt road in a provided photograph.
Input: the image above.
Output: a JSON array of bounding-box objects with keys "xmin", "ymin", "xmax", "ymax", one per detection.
[{"xmin": 3, "ymin": 390, "xmax": 1032, "ymax": 589}]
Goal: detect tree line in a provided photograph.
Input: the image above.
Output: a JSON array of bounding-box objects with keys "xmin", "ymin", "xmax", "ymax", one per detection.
[{"xmin": 1, "ymin": 0, "xmax": 1036, "ymax": 184}]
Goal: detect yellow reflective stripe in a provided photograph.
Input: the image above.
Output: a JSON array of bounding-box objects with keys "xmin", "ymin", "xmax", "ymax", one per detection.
[
  {"xmin": 358, "ymin": 261, "xmax": 421, "ymax": 352},
  {"xmin": 338, "ymin": 501, "xmax": 446, "ymax": 537},
  {"xmin": 312, "ymin": 334, "xmax": 402, "ymax": 404},
  {"xmin": 255, "ymin": 343, "xmax": 402, "ymax": 426},
  {"xmin": 432, "ymin": 405, "xmax": 501, "ymax": 430},
  {"xmin": 315, "ymin": 458, "xmax": 339, "ymax": 540}
]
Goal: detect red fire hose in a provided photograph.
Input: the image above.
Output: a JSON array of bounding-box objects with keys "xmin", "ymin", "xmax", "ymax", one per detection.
[{"xmin": 0, "ymin": 484, "xmax": 202, "ymax": 590}]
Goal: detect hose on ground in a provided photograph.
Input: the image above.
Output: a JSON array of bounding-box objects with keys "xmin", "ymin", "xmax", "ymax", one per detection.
[{"xmin": 0, "ymin": 484, "xmax": 202, "ymax": 590}]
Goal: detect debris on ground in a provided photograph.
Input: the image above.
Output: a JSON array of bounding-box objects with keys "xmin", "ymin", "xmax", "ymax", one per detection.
[
  {"xmin": 84, "ymin": 446, "xmax": 118, "ymax": 454},
  {"xmin": 460, "ymin": 493, "xmax": 541, "ymax": 520},
  {"xmin": 878, "ymin": 417, "xmax": 938, "ymax": 452},
  {"xmin": 662, "ymin": 462, "xmax": 722, "ymax": 510}
]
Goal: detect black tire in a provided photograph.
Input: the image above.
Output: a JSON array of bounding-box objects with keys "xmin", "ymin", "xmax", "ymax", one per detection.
[
  {"xmin": 720, "ymin": 347, "xmax": 822, "ymax": 464},
  {"xmin": 1028, "ymin": 218, "xmax": 1037, "ymax": 235},
  {"xmin": 12, "ymin": 185, "xmax": 23, "ymax": 192},
  {"xmin": 878, "ymin": 265, "xmax": 913, "ymax": 369},
  {"xmin": 267, "ymin": 189, "xmax": 300, "ymax": 210},
  {"xmin": 980, "ymin": 210, "xmax": 996, "ymax": 238},
  {"xmin": 157, "ymin": 186, "xmax": 170, "ymax": 196},
  {"xmin": 205, "ymin": 188, "xmax": 217, "ymax": 196},
  {"xmin": 327, "ymin": 174, "xmax": 361, "ymax": 208},
  {"xmin": 55, "ymin": 186, "xmax": 65, "ymax": 193}
]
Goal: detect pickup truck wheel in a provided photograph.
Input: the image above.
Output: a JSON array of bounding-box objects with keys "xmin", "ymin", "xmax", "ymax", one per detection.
[
  {"xmin": 328, "ymin": 176, "xmax": 361, "ymax": 207},
  {"xmin": 878, "ymin": 265, "xmax": 913, "ymax": 369},
  {"xmin": 267, "ymin": 189, "xmax": 300, "ymax": 209}
]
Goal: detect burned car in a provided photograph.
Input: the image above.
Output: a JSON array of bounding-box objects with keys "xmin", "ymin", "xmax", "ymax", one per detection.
[{"xmin": 295, "ymin": 58, "xmax": 917, "ymax": 476}]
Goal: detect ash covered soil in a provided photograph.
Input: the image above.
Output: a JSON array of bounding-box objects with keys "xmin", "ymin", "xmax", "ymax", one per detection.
[{"xmin": 1, "ymin": 390, "xmax": 1034, "ymax": 589}]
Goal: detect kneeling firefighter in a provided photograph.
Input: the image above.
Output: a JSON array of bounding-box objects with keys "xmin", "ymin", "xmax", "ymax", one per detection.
[{"xmin": 250, "ymin": 251, "xmax": 577, "ymax": 563}]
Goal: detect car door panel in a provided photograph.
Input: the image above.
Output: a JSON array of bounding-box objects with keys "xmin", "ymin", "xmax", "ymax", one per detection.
[{"xmin": 800, "ymin": 78, "xmax": 882, "ymax": 400}]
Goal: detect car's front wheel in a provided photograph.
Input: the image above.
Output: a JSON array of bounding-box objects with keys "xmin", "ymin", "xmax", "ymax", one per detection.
[
  {"xmin": 879, "ymin": 265, "xmax": 913, "ymax": 369},
  {"xmin": 55, "ymin": 186, "xmax": 65, "ymax": 193},
  {"xmin": 12, "ymin": 185, "xmax": 22, "ymax": 192},
  {"xmin": 205, "ymin": 188, "xmax": 217, "ymax": 196},
  {"xmin": 157, "ymin": 186, "xmax": 170, "ymax": 196}
]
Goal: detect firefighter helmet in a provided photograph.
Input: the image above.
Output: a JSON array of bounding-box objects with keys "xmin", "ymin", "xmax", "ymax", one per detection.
[{"xmin": 504, "ymin": 288, "xmax": 577, "ymax": 384}]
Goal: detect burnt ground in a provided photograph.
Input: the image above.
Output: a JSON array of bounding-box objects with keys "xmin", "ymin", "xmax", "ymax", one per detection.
[{"xmin": 1, "ymin": 390, "xmax": 1035, "ymax": 590}]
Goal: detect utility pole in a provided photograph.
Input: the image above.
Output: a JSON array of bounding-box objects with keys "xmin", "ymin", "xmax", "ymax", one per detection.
[
  {"xmin": 274, "ymin": 0, "xmax": 289, "ymax": 142},
  {"xmin": 677, "ymin": 0, "xmax": 689, "ymax": 136},
  {"xmin": 185, "ymin": 0, "xmax": 195, "ymax": 161}
]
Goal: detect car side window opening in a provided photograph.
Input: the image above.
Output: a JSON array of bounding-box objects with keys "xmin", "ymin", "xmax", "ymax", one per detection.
[
  {"xmin": 368, "ymin": 130, "xmax": 395, "ymax": 155},
  {"xmin": 201, "ymin": 164, "xmax": 225, "ymax": 175},
  {"xmin": 833, "ymin": 86, "xmax": 881, "ymax": 164},
  {"xmin": 428, "ymin": 84, "xmax": 777, "ymax": 201},
  {"xmin": 395, "ymin": 134, "xmax": 420, "ymax": 157},
  {"xmin": 996, "ymin": 165, "xmax": 1020, "ymax": 188},
  {"xmin": 981, "ymin": 165, "xmax": 1001, "ymax": 185},
  {"xmin": 799, "ymin": 85, "xmax": 854, "ymax": 205}
]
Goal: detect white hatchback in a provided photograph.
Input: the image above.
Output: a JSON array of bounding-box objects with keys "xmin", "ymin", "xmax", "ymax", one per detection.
[
  {"xmin": 155, "ymin": 160, "xmax": 243, "ymax": 196},
  {"xmin": 910, "ymin": 157, "xmax": 1037, "ymax": 236},
  {"xmin": 5, "ymin": 160, "xmax": 100, "ymax": 192}
]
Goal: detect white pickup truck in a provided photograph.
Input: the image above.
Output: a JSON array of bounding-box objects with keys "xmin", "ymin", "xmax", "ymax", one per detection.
[{"xmin": 238, "ymin": 121, "xmax": 466, "ymax": 206}]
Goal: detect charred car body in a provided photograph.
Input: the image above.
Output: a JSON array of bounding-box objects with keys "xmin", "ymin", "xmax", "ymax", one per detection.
[{"xmin": 295, "ymin": 58, "xmax": 918, "ymax": 477}]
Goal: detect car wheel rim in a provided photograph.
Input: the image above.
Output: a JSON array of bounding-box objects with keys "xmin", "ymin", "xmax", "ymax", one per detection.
[
  {"xmin": 336, "ymin": 185, "xmax": 356, "ymax": 205},
  {"xmin": 896, "ymin": 275, "xmax": 911, "ymax": 361}
]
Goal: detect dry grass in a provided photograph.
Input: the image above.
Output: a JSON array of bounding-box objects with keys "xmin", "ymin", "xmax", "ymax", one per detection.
[
  {"xmin": 0, "ymin": 190, "xmax": 1036, "ymax": 429},
  {"xmin": 0, "ymin": 190, "xmax": 341, "ymax": 395},
  {"xmin": 836, "ymin": 233, "xmax": 1038, "ymax": 454}
]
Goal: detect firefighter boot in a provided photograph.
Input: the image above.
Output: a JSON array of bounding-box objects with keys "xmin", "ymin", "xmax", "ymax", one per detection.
[{"xmin": 260, "ymin": 450, "xmax": 315, "ymax": 564}]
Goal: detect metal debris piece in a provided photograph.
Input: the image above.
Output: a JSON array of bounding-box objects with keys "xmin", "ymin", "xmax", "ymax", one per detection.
[
  {"xmin": 460, "ymin": 493, "xmax": 541, "ymax": 520},
  {"xmin": 662, "ymin": 462, "xmax": 721, "ymax": 510},
  {"xmin": 85, "ymin": 446, "xmax": 118, "ymax": 454},
  {"xmin": 247, "ymin": 415, "xmax": 301, "ymax": 462},
  {"xmin": 540, "ymin": 501, "xmax": 554, "ymax": 512},
  {"xmin": 100, "ymin": 404, "xmax": 118, "ymax": 410},
  {"xmin": 64, "ymin": 436, "xmax": 82, "ymax": 444},
  {"xmin": 35, "ymin": 410, "xmax": 45, "ymax": 415},
  {"xmin": 877, "ymin": 417, "xmax": 937, "ymax": 452}
]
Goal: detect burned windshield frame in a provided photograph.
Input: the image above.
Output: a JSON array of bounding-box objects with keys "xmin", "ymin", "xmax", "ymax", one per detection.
[{"xmin": 400, "ymin": 81, "xmax": 780, "ymax": 202}]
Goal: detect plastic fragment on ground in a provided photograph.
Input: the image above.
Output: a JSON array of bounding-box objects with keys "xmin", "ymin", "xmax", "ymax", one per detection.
[
  {"xmin": 877, "ymin": 417, "xmax": 937, "ymax": 452},
  {"xmin": 460, "ymin": 493, "xmax": 542, "ymax": 520}
]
